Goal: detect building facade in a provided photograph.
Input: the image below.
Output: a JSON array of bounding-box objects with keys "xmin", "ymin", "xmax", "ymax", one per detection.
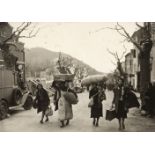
[
  {"xmin": 150, "ymin": 22, "xmax": 155, "ymax": 82},
  {"xmin": 124, "ymin": 22, "xmax": 155, "ymax": 91}
]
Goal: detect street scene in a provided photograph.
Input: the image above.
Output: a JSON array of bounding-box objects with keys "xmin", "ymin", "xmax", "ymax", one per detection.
[
  {"xmin": 0, "ymin": 22, "xmax": 155, "ymax": 132},
  {"xmin": 1, "ymin": 91, "xmax": 155, "ymax": 132}
]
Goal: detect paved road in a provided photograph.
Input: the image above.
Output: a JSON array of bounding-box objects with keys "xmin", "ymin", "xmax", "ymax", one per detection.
[{"xmin": 0, "ymin": 91, "xmax": 155, "ymax": 132}]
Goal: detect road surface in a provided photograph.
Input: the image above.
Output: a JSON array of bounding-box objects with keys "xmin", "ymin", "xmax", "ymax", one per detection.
[{"xmin": 0, "ymin": 91, "xmax": 155, "ymax": 132}]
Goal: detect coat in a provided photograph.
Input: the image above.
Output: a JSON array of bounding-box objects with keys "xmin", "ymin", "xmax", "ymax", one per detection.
[
  {"xmin": 112, "ymin": 87, "xmax": 122, "ymax": 113},
  {"xmin": 53, "ymin": 88, "xmax": 61, "ymax": 111},
  {"xmin": 89, "ymin": 87, "xmax": 103, "ymax": 118},
  {"xmin": 112, "ymin": 86, "xmax": 127, "ymax": 119},
  {"xmin": 124, "ymin": 89, "xmax": 140, "ymax": 109},
  {"xmin": 35, "ymin": 88, "xmax": 50, "ymax": 113}
]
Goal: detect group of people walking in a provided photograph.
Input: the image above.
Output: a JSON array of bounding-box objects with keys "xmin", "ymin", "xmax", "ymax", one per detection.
[
  {"xmin": 88, "ymin": 77, "xmax": 141, "ymax": 131},
  {"xmin": 33, "ymin": 77, "xmax": 140, "ymax": 131},
  {"xmin": 34, "ymin": 81, "xmax": 78, "ymax": 128}
]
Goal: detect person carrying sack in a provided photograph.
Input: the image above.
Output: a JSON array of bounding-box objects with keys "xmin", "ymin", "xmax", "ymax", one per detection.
[{"xmin": 58, "ymin": 81, "xmax": 78, "ymax": 128}]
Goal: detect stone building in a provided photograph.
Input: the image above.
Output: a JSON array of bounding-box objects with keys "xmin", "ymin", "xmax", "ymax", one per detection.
[
  {"xmin": 0, "ymin": 22, "xmax": 13, "ymax": 43},
  {"xmin": 125, "ymin": 22, "xmax": 155, "ymax": 91},
  {"xmin": 150, "ymin": 23, "xmax": 155, "ymax": 82},
  {"xmin": 125, "ymin": 52, "xmax": 134, "ymax": 86}
]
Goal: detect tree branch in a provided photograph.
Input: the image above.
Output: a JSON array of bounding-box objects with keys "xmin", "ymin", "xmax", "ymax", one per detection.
[
  {"xmin": 116, "ymin": 23, "xmax": 142, "ymax": 51},
  {"xmin": 2, "ymin": 22, "xmax": 39, "ymax": 45},
  {"xmin": 107, "ymin": 48, "xmax": 118, "ymax": 60},
  {"xmin": 120, "ymin": 45, "xmax": 127, "ymax": 60},
  {"xmin": 93, "ymin": 23, "xmax": 142, "ymax": 52},
  {"xmin": 135, "ymin": 22, "xmax": 144, "ymax": 29},
  {"xmin": 111, "ymin": 60, "xmax": 116, "ymax": 66}
]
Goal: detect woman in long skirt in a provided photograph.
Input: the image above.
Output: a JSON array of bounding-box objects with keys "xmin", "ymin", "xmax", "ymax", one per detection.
[
  {"xmin": 112, "ymin": 79, "xmax": 128, "ymax": 131},
  {"xmin": 89, "ymin": 84, "xmax": 105, "ymax": 127},
  {"xmin": 58, "ymin": 81, "xmax": 78, "ymax": 127}
]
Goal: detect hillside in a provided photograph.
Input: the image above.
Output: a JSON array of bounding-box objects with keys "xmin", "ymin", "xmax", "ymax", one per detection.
[{"xmin": 25, "ymin": 47, "xmax": 102, "ymax": 77}]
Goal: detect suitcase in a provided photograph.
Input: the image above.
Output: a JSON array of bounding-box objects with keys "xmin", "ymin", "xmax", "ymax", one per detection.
[{"xmin": 105, "ymin": 110, "xmax": 116, "ymax": 121}]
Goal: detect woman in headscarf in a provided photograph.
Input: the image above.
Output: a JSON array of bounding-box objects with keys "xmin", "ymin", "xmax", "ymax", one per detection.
[
  {"xmin": 112, "ymin": 78, "xmax": 128, "ymax": 131},
  {"xmin": 35, "ymin": 83, "xmax": 50, "ymax": 123},
  {"xmin": 89, "ymin": 83, "xmax": 105, "ymax": 127}
]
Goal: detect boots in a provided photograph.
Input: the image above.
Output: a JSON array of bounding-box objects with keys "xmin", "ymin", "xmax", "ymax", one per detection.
[
  {"xmin": 60, "ymin": 121, "xmax": 65, "ymax": 128},
  {"xmin": 66, "ymin": 120, "xmax": 70, "ymax": 126},
  {"xmin": 40, "ymin": 120, "xmax": 43, "ymax": 124},
  {"xmin": 93, "ymin": 119, "xmax": 96, "ymax": 126},
  {"xmin": 45, "ymin": 117, "xmax": 49, "ymax": 122}
]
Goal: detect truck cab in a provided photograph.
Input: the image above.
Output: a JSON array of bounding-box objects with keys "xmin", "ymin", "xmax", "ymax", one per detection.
[{"xmin": 0, "ymin": 42, "xmax": 33, "ymax": 120}]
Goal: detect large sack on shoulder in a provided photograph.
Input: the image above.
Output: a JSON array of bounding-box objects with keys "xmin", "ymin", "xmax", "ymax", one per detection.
[
  {"xmin": 63, "ymin": 92, "xmax": 78, "ymax": 104},
  {"xmin": 81, "ymin": 74, "xmax": 106, "ymax": 86}
]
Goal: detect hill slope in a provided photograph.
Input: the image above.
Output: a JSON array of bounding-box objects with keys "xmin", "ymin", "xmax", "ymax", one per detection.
[{"xmin": 25, "ymin": 47, "xmax": 102, "ymax": 76}]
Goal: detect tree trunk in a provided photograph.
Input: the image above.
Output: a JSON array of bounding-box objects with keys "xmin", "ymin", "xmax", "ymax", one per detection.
[{"xmin": 139, "ymin": 40, "xmax": 152, "ymax": 108}]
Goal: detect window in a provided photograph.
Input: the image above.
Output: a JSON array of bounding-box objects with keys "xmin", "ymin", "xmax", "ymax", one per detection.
[{"xmin": 131, "ymin": 49, "xmax": 136, "ymax": 58}]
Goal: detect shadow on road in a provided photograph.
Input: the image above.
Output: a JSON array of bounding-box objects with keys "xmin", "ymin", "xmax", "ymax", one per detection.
[{"xmin": 9, "ymin": 109, "xmax": 28, "ymax": 115}]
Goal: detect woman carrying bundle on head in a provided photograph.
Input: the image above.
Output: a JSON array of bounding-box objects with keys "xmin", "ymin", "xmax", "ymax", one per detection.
[{"xmin": 58, "ymin": 81, "xmax": 78, "ymax": 128}]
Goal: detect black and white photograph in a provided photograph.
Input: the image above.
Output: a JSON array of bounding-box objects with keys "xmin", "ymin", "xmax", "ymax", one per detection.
[
  {"xmin": 0, "ymin": 22, "xmax": 155, "ymax": 132},
  {"xmin": 1, "ymin": 1, "xmax": 155, "ymax": 155}
]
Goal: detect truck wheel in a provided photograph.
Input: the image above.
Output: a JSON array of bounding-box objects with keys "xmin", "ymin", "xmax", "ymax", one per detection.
[
  {"xmin": 0, "ymin": 100, "xmax": 8, "ymax": 120},
  {"xmin": 12, "ymin": 88, "xmax": 22, "ymax": 105},
  {"xmin": 23, "ymin": 95, "xmax": 33, "ymax": 110}
]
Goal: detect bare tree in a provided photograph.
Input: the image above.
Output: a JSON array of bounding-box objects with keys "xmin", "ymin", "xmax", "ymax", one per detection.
[
  {"xmin": 0, "ymin": 22, "xmax": 39, "ymax": 50},
  {"xmin": 107, "ymin": 45, "xmax": 127, "ymax": 79},
  {"xmin": 0, "ymin": 22, "xmax": 39, "ymax": 68},
  {"xmin": 74, "ymin": 65, "xmax": 88, "ymax": 81},
  {"xmin": 56, "ymin": 52, "xmax": 73, "ymax": 74},
  {"xmin": 97, "ymin": 22, "xmax": 153, "ymax": 108},
  {"xmin": 56, "ymin": 52, "xmax": 88, "ymax": 81}
]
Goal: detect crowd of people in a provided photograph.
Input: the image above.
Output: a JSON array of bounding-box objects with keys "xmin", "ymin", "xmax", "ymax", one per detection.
[{"xmin": 33, "ymin": 77, "xmax": 153, "ymax": 131}]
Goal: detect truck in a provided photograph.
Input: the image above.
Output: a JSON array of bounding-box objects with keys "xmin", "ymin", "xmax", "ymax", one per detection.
[{"xmin": 0, "ymin": 42, "xmax": 33, "ymax": 120}]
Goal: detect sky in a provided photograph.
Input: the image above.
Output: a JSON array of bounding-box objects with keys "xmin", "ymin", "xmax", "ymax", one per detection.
[{"xmin": 10, "ymin": 22, "xmax": 139, "ymax": 73}]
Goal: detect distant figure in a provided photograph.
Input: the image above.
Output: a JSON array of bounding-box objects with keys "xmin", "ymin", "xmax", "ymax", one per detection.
[
  {"xmin": 35, "ymin": 83, "xmax": 50, "ymax": 124},
  {"xmin": 58, "ymin": 81, "xmax": 78, "ymax": 127},
  {"xmin": 112, "ymin": 78, "xmax": 128, "ymax": 131},
  {"xmin": 89, "ymin": 83, "xmax": 105, "ymax": 127}
]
